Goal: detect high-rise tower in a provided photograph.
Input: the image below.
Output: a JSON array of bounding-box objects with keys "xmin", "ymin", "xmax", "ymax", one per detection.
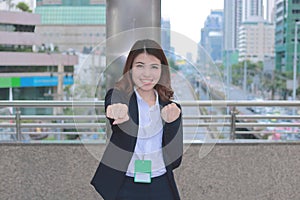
[{"xmin": 242, "ymin": 0, "xmax": 264, "ymax": 22}]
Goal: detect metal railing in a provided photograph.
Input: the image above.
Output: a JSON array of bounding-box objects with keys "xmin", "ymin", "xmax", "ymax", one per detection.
[{"xmin": 0, "ymin": 100, "xmax": 300, "ymax": 143}]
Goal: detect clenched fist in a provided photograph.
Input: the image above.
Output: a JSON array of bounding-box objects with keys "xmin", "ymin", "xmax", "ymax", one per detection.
[
  {"xmin": 161, "ymin": 103, "xmax": 181, "ymax": 123},
  {"xmin": 106, "ymin": 103, "xmax": 129, "ymax": 125}
]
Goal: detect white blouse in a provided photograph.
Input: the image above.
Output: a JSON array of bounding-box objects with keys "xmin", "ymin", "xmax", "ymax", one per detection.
[{"xmin": 126, "ymin": 89, "xmax": 166, "ymax": 178}]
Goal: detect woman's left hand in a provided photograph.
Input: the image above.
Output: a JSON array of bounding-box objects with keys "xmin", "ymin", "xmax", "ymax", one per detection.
[{"xmin": 161, "ymin": 103, "xmax": 181, "ymax": 123}]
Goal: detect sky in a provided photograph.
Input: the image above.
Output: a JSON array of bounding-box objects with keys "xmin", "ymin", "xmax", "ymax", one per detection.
[
  {"xmin": 161, "ymin": 0, "xmax": 224, "ymax": 43},
  {"xmin": 0, "ymin": 0, "xmax": 223, "ymax": 61},
  {"xmin": 161, "ymin": 0, "xmax": 224, "ymax": 61}
]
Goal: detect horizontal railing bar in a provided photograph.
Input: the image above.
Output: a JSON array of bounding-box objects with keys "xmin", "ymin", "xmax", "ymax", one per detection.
[
  {"xmin": 183, "ymin": 115, "xmax": 300, "ymax": 120},
  {"xmin": 236, "ymin": 123, "xmax": 300, "ymax": 127},
  {"xmin": 235, "ymin": 131, "xmax": 299, "ymax": 134},
  {"xmin": 21, "ymin": 123, "xmax": 106, "ymax": 128},
  {"xmin": 237, "ymin": 115, "xmax": 300, "ymax": 119},
  {"xmin": 2, "ymin": 131, "xmax": 296, "ymax": 136},
  {"xmin": 183, "ymin": 115, "xmax": 229, "ymax": 119},
  {"xmin": 0, "ymin": 101, "xmax": 105, "ymax": 107},
  {"xmin": 22, "ymin": 132, "xmax": 105, "ymax": 135},
  {"xmin": 21, "ymin": 115, "xmax": 106, "ymax": 120},
  {"xmin": 0, "ymin": 116, "xmax": 15, "ymax": 120},
  {"xmin": 179, "ymin": 100, "xmax": 300, "ymax": 107},
  {"xmin": 2, "ymin": 122, "xmax": 298, "ymax": 129},
  {"xmin": 2, "ymin": 114, "xmax": 299, "ymax": 121},
  {"xmin": 1, "ymin": 100, "xmax": 300, "ymax": 107},
  {"xmin": 0, "ymin": 124, "xmax": 16, "ymax": 127},
  {"xmin": 183, "ymin": 123, "xmax": 300, "ymax": 127},
  {"xmin": 0, "ymin": 131, "xmax": 297, "ymax": 137},
  {"xmin": 184, "ymin": 123, "xmax": 231, "ymax": 127}
]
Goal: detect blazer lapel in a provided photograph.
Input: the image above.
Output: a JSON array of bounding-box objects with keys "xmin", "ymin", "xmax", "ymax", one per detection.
[{"xmin": 128, "ymin": 92, "xmax": 139, "ymax": 150}]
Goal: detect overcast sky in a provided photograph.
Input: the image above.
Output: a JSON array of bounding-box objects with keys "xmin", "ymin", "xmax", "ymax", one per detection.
[
  {"xmin": 161, "ymin": 0, "xmax": 224, "ymax": 61},
  {"xmin": 162, "ymin": 0, "xmax": 224, "ymax": 43}
]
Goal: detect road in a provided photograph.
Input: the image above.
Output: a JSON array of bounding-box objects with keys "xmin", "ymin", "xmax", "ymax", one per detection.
[{"xmin": 171, "ymin": 72, "xmax": 209, "ymax": 141}]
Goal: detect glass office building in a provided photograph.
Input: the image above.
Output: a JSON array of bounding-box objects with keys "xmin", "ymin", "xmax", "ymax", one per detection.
[
  {"xmin": 35, "ymin": 0, "xmax": 106, "ymax": 53},
  {"xmin": 0, "ymin": 11, "xmax": 78, "ymax": 114}
]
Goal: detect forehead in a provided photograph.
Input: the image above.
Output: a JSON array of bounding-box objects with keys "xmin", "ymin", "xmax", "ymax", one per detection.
[{"xmin": 133, "ymin": 53, "xmax": 161, "ymax": 64}]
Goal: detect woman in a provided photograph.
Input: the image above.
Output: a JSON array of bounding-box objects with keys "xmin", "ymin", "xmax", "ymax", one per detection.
[{"xmin": 91, "ymin": 39, "xmax": 183, "ymax": 200}]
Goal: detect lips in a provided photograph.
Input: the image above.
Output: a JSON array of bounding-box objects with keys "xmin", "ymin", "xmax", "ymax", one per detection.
[{"xmin": 140, "ymin": 79, "xmax": 153, "ymax": 85}]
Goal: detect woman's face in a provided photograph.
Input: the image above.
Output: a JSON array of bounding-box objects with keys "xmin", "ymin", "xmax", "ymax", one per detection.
[{"xmin": 131, "ymin": 52, "xmax": 162, "ymax": 92}]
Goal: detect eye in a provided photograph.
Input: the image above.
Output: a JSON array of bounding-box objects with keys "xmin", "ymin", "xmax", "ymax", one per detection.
[
  {"xmin": 135, "ymin": 64, "xmax": 144, "ymax": 68},
  {"xmin": 151, "ymin": 65, "xmax": 160, "ymax": 69}
]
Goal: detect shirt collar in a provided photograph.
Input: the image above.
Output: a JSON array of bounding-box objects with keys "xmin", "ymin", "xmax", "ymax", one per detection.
[{"xmin": 134, "ymin": 87, "xmax": 159, "ymax": 108}]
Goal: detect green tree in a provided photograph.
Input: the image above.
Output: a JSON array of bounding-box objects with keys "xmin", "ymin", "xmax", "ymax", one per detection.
[
  {"xmin": 231, "ymin": 60, "xmax": 263, "ymax": 91},
  {"xmin": 16, "ymin": 2, "xmax": 32, "ymax": 13},
  {"xmin": 261, "ymin": 70, "xmax": 290, "ymax": 100},
  {"xmin": 168, "ymin": 59, "xmax": 179, "ymax": 71}
]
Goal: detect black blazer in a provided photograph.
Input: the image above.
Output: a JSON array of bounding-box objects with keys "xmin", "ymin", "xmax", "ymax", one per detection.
[{"xmin": 91, "ymin": 89, "xmax": 183, "ymax": 200}]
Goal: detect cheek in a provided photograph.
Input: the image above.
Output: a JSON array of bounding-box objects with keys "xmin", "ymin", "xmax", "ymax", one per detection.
[
  {"xmin": 131, "ymin": 70, "xmax": 140, "ymax": 83},
  {"xmin": 155, "ymin": 69, "xmax": 162, "ymax": 80}
]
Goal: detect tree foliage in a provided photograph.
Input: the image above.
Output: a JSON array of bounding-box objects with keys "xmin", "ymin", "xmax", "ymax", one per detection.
[
  {"xmin": 229, "ymin": 60, "xmax": 288, "ymax": 99},
  {"xmin": 16, "ymin": 2, "xmax": 32, "ymax": 12}
]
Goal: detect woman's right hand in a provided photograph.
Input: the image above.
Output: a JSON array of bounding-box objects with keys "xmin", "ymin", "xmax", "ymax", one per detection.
[{"xmin": 106, "ymin": 103, "xmax": 129, "ymax": 125}]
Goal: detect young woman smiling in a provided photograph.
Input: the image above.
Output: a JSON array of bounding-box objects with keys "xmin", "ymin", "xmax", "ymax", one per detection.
[{"xmin": 91, "ymin": 39, "xmax": 183, "ymax": 200}]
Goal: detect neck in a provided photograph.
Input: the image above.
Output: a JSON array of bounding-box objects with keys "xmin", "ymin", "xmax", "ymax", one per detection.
[{"xmin": 136, "ymin": 89, "xmax": 156, "ymax": 106}]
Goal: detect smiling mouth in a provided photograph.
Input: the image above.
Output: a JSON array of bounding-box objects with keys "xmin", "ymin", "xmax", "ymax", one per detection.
[{"xmin": 141, "ymin": 79, "xmax": 153, "ymax": 84}]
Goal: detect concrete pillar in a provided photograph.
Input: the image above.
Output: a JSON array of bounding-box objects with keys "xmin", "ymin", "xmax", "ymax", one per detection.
[
  {"xmin": 55, "ymin": 64, "xmax": 64, "ymax": 116},
  {"xmin": 106, "ymin": 0, "xmax": 161, "ymax": 89},
  {"xmin": 105, "ymin": 0, "xmax": 161, "ymax": 140},
  {"xmin": 56, "ymin": 64, "xmax": 64, "ymax": 140}
]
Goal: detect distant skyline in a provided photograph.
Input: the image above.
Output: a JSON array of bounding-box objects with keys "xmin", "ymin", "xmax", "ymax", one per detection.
[
  {"xmin": 0, "ymin": 0, "xmax": 224, "ymax": 61},
  {"xmin": 161, "ymin": 0, "xmax": 224, "ymax": 62},
  {"xmin": 162, "ymin": 0, "xmax": 224, "ymax": 43},
  {"xmin": 0, "ymin": 0, "xmax": 224, "ymax": 43}
]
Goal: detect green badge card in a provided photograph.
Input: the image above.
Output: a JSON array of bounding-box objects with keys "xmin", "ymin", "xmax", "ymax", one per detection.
[{"xmin": 134, "ymin": 160, "xmax": 152, "ymax": 183}]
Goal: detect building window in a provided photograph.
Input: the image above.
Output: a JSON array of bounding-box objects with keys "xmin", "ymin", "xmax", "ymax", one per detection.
[
  {"xmin": 0, "ymin": 25, "xmax": 15, "ymax": 32},
  {"xmin": 292, "ymin": 9, "xmax": 300, "ymax": 14},
  {"xmin": 292, "ymin": 0, "xmax": 300, "ymax": 4}
]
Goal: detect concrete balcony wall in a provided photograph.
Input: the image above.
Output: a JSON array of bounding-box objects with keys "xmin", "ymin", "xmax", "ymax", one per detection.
[
  {"xmin": 0, "ymin": 31, "xmax": 42, "ymax": 46},
  {"xmin": 0, "ymin": 11, "xmax": 40, "ymax": 26},
  {"xmin": 0, "ymin": 52, "xmax": 78, "ymax": 66},
  {"xmin": 0, "ymin": 143, "xmax": 299, "ymax": 200}
]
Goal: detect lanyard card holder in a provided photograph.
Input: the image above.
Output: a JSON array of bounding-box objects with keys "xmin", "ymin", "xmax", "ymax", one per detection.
[{"xmin": 134, "ymin": 160, "xmax": 152, "ymax": 183}]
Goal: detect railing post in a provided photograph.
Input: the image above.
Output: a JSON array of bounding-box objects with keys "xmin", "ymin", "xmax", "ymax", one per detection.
[
  {"xmin": 230, "ymin": 106, "xmax": 238, "ymax": 140},
  {"xmin": 15, "ymin": 107, "xmax": 21, "ymax": 141}
]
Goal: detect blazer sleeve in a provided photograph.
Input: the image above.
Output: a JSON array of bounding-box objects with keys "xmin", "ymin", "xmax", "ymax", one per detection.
[
  {"xmin": 163, "ymin": 103, "xmax": 183, "ymax": 170},
  {"xmin": 105, "ymin": 88, "xmax": 128, "ymax": 109}
]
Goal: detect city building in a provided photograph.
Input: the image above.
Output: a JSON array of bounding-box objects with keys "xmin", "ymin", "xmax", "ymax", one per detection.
[
  {"xmin": 275, "ymin": 0, "xmax": 300, "ymax": 73},
  {"xmin": 0, "ymin": 10, "xmax": 78, "ymax": 114},
  {"xmin": 161, "ymin": 18, "xmax": 172, "ymax": 59},
  {"xmin": 223, "ymin": 0, "xmax": 242, "ymax": 66},
  {"xmin": 242, "ymin": 0, "xmax": 264, "ymax": 22},
  {"xmin": 34, "ymin": 0, "xmax": 106, "ymax": 54},
  {"xmin": 264, "ymin": 0, "xmax": 276, "ymax": 23},
  {"xmin": 199, "ymin": 9, "xmax": 223, "ymax": 64},
  {"xmin": 224, "ymin": 0, "xmax": 276, "ymax": 64},
  {"xmin": 238, "ymin": 21, "xmax": 275, "ymax": 62}
]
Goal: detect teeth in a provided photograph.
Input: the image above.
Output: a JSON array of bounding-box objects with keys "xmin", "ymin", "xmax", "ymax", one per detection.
[{"xmin": 141, "ymin": 79, "xmax": 152, "ymax": 83}]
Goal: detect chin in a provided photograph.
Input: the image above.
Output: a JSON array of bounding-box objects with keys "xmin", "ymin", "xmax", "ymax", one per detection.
[{"xmin": 138, "ymin": 85, "xmax": 155, "ymax": 91}]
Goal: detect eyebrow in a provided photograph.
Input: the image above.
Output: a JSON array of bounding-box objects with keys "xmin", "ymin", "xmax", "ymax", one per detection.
[
  {"xmin": 133, "ymin": 61, "xmax": 160, "ymax": 66},
  {"xmin": 134, "ymin": 61, "xmax": 145, "ymax": 65}
]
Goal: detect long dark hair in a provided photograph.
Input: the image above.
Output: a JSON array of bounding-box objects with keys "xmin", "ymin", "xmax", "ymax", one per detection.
[{"xmin": 115, "ymin": 39, "xmax": 174, "ymax": 102}]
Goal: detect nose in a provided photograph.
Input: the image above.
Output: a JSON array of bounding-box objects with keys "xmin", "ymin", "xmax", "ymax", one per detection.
[{"xmin": 142, "ymin": 66, "xmax": 151, "ymax": 77}]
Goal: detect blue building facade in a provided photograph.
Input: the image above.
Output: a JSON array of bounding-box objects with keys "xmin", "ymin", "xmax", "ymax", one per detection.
[{"xmin": 199, "ymin": 9, "xmax": 223, "ymax": 64}]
